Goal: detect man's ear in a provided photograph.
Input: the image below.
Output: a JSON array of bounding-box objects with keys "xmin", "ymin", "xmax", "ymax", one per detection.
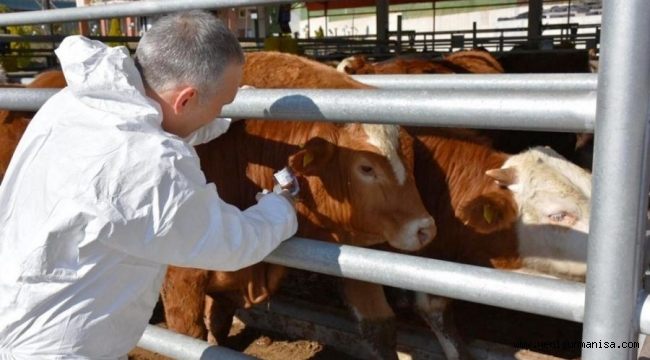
[
  {"xmin": 172, "ymin": 86, "xmax": 198, "ymax": 114},
  {"xmin": 457, "ymin": 190, "xmax": 518, "ymax": 234},
  {"xmin": 288, "ymin": 137, "xmax": 336, "ymax": 176}
]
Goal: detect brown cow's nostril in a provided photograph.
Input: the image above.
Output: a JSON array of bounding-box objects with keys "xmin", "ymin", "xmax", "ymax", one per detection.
[
  {"xmin": 417, "ymin": 218, "xmax": 436, "ymax": 245},
  {"xmin": 418, "ymin": 228, "xmax": 431, "ymax": 245}
]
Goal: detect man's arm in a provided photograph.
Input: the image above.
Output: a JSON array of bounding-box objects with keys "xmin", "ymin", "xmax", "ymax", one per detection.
[{"xmin": 96, "ymin": 156, "xmax": 298, "ymax": 271}]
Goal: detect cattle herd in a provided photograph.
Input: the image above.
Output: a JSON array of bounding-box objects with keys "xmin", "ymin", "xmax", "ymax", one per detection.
[{"xmin": 0, "ymin": 49, "xmax": 597, "ymax": 360}]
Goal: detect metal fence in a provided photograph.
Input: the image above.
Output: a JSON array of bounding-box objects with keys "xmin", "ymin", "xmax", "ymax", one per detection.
[
  {"xmin": 0, "ymin": 25, "xmax": 597, "ymax": 70},
  {"xmin": 0, "ymin": 1, "xmax": 649, "ymax": 359}
]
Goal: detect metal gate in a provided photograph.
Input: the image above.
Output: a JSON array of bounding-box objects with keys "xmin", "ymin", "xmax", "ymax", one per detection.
[{"xmin": 1, "ymin": 1, "xmax": 649, "ymax": 359}]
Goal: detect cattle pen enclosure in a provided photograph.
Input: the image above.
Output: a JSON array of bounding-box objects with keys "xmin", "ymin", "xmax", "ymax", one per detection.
[{"xmin": 0, "ymin": 1, "xmax": 649, "ymax": 360}]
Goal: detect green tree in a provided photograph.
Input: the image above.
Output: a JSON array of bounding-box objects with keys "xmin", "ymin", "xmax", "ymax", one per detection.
[{"xmin": 0, "ymin": 4, "xmax": 43, "ymax": 70}]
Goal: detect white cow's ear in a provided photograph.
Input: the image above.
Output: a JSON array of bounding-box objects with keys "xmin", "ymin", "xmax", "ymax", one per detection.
[{"xmin": 485, "ymin": 167, "xmax": 518, "ymax": 186}]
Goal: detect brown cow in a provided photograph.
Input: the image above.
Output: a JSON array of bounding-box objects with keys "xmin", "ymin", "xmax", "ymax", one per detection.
[
  {"xmin": 161, "ymin": 51, "xmax": 437, "ymax": 357},
  {"xmin": 0, "ymin": 70, "xmax": 66, "ymax": 182},
  {"xmin": 337, "ymin": 50, "xmax": 504, "ymax": 75},
  {"xmin": 337, "ymin": 51, "xmax": 593, "ymax": 170}
]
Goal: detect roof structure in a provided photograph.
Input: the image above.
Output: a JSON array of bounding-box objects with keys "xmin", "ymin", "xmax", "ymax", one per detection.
[{"xmin": 306, "ymin": 0, "xmax": 527, "ymax": 11}]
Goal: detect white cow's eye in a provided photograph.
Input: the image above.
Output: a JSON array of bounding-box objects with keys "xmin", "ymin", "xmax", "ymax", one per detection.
[
  {"xmin": 549, "ymin": 212, "xmax": 567, "ymax": 222},
  {"xmin": 549, "ymin": 211, "xmax": 577, "ymax": 224}
]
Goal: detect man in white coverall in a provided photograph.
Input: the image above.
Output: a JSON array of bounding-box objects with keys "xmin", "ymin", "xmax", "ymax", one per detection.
[{"xmin": 0, "ymin": 10, "xmax": 298, "ymax": 359}]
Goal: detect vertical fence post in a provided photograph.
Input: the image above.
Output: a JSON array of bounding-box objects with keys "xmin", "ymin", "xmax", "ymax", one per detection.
[
  {"xmin": 397, "ymin": 15, "xmax": 402, "ymax": 54},
  {"xmin": 472, "ymin": 21, "xmax": 477, "ymax": 48},
  {"xmin": 582, "ymin": 0, "xmax": 650, "ymax": 359},
  {"xmin": 376, "ymin": 0, "xmax": 389, "ymax": 55},
  {"xmin": 499, "ymin": 31, "xmax": 504, "ymax": 51}
]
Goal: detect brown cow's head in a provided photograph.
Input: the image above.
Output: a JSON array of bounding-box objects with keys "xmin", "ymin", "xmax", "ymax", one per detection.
[
  {"xmin": 336, "ymin": 55, "xmax": 375, "ymax": 75},
  {"xmin": 288, "ymin": 122, "xmax": 436, "ymax": 251}
]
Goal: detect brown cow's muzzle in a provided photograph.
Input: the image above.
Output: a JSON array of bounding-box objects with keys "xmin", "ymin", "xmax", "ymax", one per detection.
[{"xmin": 389, "ymin": 216, "xmax": 436, "ymax": 252}]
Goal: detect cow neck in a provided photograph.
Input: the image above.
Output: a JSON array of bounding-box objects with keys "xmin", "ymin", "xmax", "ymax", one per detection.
[{"xmin": 292, "ymin": 156, "xmax": 357, "ymax": 244}]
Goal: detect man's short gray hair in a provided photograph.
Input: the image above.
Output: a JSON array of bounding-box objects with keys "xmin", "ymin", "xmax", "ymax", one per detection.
[{"xmin": 135, "ymin": 10, "xmax": 244, "ymax": 100}]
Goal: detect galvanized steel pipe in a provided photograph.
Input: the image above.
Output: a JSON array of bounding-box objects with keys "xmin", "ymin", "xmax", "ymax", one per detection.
[
  {"xmin": 581, "ymin": 0, "xmax": 650, "ymax": 358},
  {"xmin": 0, "ymin": 88, "xmax": 58, "ymax": 111},
  {"xmin": 222, "ymin": 88, "xmax": 596, "ymax": 132},
  {"xmin": 266, "ymin": 238, "xmax": 587, "ymax": 324},
  {"xmin": 0, "ymin": 0, "xmax": 316, "ymax": 27},
  {"xmin": 352, "ymin": 73, "xmax": 598, "ymax": 92},
  {"xmin": 0, "ymin": 87, "xmax": 596, "ymax": 132},
  {"xmin": 137, "ymin": 325, "xmax": 254, "ymax": 359},
  {"xmin": 267, "ymin": 239, "xmax": 650, "ymax": 335}
]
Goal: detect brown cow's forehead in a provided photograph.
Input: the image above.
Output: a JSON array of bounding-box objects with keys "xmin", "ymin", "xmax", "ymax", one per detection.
[{"xmin": 343, "ymin": 124, "xmax": 406, "ymax": 185}]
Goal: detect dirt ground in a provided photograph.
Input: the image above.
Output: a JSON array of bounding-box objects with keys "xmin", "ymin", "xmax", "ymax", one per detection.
[
  {"xmin": 129, "ymin": 318, "xmax": 357, "ymax": 360},
  {"xmin": 130, "ymin": 269, "xmax": 582, "ymax": 360}
]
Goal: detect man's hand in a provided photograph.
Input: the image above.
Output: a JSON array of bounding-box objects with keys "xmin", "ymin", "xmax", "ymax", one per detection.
[
  {"xmin": 255, "ymin": 185, "xmax": 297, "ymax": 205},
  {"xmin": 274, "ymin": 187, "xmax": 297, "ymax": 205}
]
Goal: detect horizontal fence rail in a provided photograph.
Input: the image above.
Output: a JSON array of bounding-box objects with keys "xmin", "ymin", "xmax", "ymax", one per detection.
[
  {"xmin": 137, "ymin": 325, "xmax": 254, "ymax": 360},
  {"xmin": 0, "ymin": 89, "xmax": 59, "ymax": 110},
  {"xmin": 268, "ymin": 238, "xmax": 585, "ymax": 323},
  {"xmin": 0, "ymin": 86, "xmax": 596, "ymax": 133},
  {"xmin": 352, "ymin": 74, "xmax": 598, "ymax": 92},
  {"xmin": 267, "ymin": 238, "xmax": 650, "ymax": 334},
  {"xmin": 0, "ymin": 0, "xmax": 316, "ymax": 26},
  {"xmin": 222, "ymin": 89, "xmax": 596, "ymax": 132}
]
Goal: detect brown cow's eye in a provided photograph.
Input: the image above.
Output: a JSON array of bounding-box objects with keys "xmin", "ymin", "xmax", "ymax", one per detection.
[{"xmin": 359, "ymin": 165, "xmax": 375, "ymax": 176}]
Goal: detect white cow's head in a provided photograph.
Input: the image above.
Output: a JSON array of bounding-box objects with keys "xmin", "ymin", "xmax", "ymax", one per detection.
[{"xmin": 486, "ymin": 147, "xmax": 591, "ymax": 281}]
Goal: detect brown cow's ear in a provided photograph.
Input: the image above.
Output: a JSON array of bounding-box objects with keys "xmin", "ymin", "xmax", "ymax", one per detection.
[
  {"xmin": 288, "ymin": 137, "xmax": 335, "ymax": 175},
  {"xmin": 457, "ymin": 190, "xmax": 518, "ymax": 234}
]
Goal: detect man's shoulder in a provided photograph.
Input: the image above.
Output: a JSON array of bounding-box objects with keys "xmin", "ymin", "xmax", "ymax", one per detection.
[{"xmin": 128, "ymin": 131, "xmax": 203, "ymax": 180}]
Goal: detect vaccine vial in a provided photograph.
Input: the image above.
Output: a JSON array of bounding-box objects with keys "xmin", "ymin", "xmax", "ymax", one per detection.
[{"xmin": 273, "ymin": 167, "xmax": 300, "ymax": 196}]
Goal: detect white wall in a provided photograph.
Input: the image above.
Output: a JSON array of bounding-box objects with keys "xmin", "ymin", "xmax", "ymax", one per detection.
[{"xmin": 298, "ymin": 2, "xmax": 601, "ymax": 49}]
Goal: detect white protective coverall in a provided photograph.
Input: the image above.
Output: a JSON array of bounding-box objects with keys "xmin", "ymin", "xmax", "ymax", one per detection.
[{"xmin": 0, "ymin": 36, "xmax": 298, "ymax": 359}]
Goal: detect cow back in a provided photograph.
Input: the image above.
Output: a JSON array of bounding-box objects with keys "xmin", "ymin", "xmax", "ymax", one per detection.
[{"xmin": 244, "ymin": 51, "xmax": 371, "ymax": 89}]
